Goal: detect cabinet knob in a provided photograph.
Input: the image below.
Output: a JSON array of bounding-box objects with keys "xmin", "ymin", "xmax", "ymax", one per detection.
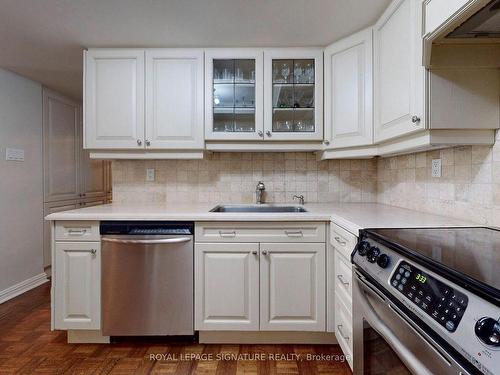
[
  {"xmin": 258, "ymin": 130, "xmax": 263, "ymax": 137},
  {"xmin": 324, "ymin": 140, "xmax": 330, "ymax": 145},
  {"xmin": 252, "ymin": 251, "xmax": 258, "ymax": 255},
  {"xmin": 145, "ymin": 140, "xmax": 151, "ymax": 147},
  {"xmin": 90, "ymin": 249, "xmax": 97, "ymax": 256},
  {"xmin": 137, "ymin": 139, "xmax": 142, "ymax": 146},
  {"xmin": 266, "ymin": 131, "xmax": 272, "ymax": 137},
  {"xmin": 411, "ymin": 115, "xmax": 421, "ymax": 124},
  {"xmin": 262, "ymin": 250, "xmax": 268, "ymax": 255}
]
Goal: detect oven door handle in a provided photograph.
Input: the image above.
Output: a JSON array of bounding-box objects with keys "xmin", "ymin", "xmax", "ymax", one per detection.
[{"xmin": 355, "ymin": 273, "xmax": 436, "ymax": 375}]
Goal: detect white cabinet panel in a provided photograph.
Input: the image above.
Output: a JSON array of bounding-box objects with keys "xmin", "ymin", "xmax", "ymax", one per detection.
[
  {"xmin": 374, "ymin": 0, "xmax": 425, "ymax": 142},
  {"xmin": 325, "ymin": 28, "xmax": 373, "ymax": 148},
  {"xmin": 260, "ymin": 243, "xmax": 325, "ymax": 331},
  {"xmin": 84, "ymin": 49, "xmax": 145, "ymax": 149},
  {"xmin": 146, "ymin": 49, "xmax": 204, "ymax": 149},
  {"xmin": 43, "ymin": 89, "xmax": 80, "ymax": 202},
  {"xmin": 195, "ymin": 242, "xmax": 260, "ymax": 330},
  {"xmin": 54, "ymin": 242, "xmax": 100, "ymax": 330}
]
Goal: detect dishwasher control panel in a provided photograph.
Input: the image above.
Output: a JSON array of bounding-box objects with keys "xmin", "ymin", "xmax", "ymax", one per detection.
[{"xmin": 100, "ymin": 221, "xmax": 194, "ymax": 235}]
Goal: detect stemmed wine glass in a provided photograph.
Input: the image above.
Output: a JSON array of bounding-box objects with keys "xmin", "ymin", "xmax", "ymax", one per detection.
[{"xmin": 281, "ymin": 64, "xmax": 290, "ymax": 83}]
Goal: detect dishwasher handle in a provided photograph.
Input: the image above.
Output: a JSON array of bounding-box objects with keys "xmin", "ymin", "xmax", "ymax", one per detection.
[{"xmin": 102, "ymin": 237, "xmax": 192, "ymax": 244}]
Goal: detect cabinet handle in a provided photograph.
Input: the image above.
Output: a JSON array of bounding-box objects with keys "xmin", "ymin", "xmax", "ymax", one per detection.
[
  {"xmin": 82, "ymin": 193, "xmax": 86, "ymax": 197},
  {"xmin": 219, "ymin": 230, "xmax": 236, "ymax": 238},
  {"xmin": 411, "ymin": 115, "xmax": 421, "ymax": 124},
  {"xmin": 258, "ymin": 130, "xmax": 263, "ymax": 137},
  {"xmin": 252, "ymin": 251, "xmax": 258, "ymax": 255},
  {"xmin": 337, "ymin": 324, "xmax": 350, "ymax": 342},
  {"xmin": 266, "ymin": 131, "xmax": 272, "ymax": 137},
  {"xmin": 334, "ymin": 236, "xmax": 347, "ymax": 246},
  {"xmin": 145, "ymin": 140, "xmax": 151, "ymax": 146},
  {"xmin": 137, "ymin": 139, "xmax": 142, "ymax": 146},
  {"xmin": 90, "ymin": 249, "xmax": 97, "ymax": 256},
  {"xmin": 324, "ymin": 140, "xmax": 330, "ymax": 145},
  {"xmin": 285, "ymin": 230, "xmax": 303, "ymax": 237},
  {"xmin": 337, "ymin": 274, "xmax": 350, "ymax": 286},
  {"xmin": 262, "ymin": 250, "xmax": 268, "ymax": 255},
  {"xmin": 67, "ymin": 229, "xmax": 87, "ymax": 235}
]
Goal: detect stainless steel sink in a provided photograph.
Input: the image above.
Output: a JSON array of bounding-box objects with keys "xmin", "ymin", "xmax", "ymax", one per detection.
[{"xmin": 210, "ymin": 204, "xmax": 308, "ymax": 213}]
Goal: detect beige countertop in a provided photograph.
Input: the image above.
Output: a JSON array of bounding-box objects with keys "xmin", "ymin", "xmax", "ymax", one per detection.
[{"xmin": 45, "ymin": 202, "xmax": 474, "ymax": 235}]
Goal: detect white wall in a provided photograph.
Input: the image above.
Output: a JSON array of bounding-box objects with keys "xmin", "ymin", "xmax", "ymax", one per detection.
[{"xmin": 0, "ymin": 68, "xmax": 45, "ymax": 295}]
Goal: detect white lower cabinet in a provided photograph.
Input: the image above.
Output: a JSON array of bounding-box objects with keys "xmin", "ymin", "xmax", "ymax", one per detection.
[
  {"xmin": 195, "ymin": 243, "xmax": 260, "ymax": 331},
  {"xmin": 195, "ymin": 240, "xmax": 326, "ymax": 332},
  {"xmin": 54, "ymin": 241, "xmax": 101, "ymax": 330},
  {"xmin": 260, "ymin": 243, "xmax": 325, "ymax": 331}
]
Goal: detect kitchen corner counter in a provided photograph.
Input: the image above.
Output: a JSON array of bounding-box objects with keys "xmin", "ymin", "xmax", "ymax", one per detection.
[{"xmin": 45, "ymin": 202, "xmax": 474, "ymax": 235}]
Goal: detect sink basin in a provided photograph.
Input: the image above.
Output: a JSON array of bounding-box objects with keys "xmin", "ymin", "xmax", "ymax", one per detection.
[{"xmin": 210, "ymin": 204, "xmax": 308, "ymax": 213}]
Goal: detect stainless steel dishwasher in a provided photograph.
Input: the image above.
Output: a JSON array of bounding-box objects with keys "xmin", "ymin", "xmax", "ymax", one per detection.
[{"xmin": 100, "ymin": 221, "xmax": 194, "ymax": 336}]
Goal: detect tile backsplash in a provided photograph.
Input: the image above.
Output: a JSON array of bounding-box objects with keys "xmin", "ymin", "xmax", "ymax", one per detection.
[
  {"xmin": 377, "ymin": 143, "xmax": 500, "ymax": 227},
  {"xmin": 112, "ymin": 152, "xmax": 378, "ymax": 205},
  {"xmin": 112, "ymin": 142, "xmax": 500, "ymax": 226}
]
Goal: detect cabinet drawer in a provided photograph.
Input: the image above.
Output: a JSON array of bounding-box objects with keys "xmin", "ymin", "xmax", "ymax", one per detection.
[
  {"xmin": 335, "ymin": 251, "xmax": 353, "ymax": 306},
  {"xmin": 55, "ymin": 221, "xmax": 100, "ymax": 241},
  {"xmin": 336, "ymin": 297, "xmax": 353, "ymax": 362},
  {"xmin": 330, "ymin": 222, "xmax": 357, "ymax": 259},
  {"xmin": 195, "ymin": 222, "xmax": 326, "ymax": 243}
]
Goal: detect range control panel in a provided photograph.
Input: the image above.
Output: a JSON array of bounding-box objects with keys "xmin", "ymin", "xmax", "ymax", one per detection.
[{"xmin": 391, "ymin": 261, "xmax": 468, "ymax": 332}]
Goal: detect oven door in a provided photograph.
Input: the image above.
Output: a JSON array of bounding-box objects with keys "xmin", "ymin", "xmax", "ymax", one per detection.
[{"xmin": 352, "ymin": 269, "xmax": 473, "ymax": 375}]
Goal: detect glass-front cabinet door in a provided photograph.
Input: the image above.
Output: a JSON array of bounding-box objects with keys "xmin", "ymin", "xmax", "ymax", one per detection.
[
  {"xmin": 205, "ymin": 49, "xmax": 263, "ymax": 140},
  {"xmin": 264, "ymin": 49, "xmax": 323, "ymax": 141}
]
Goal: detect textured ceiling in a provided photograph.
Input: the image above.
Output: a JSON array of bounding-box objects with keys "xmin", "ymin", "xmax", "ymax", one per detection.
[{"xmin": 0, "ymin": 0, "xmax": 390, "ymax": 99}]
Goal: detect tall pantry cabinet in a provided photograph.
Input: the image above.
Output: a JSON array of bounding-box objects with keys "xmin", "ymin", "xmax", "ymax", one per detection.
[{"xmin": 42, "ymin": 88, "xmax": 111, "ymax": 268}]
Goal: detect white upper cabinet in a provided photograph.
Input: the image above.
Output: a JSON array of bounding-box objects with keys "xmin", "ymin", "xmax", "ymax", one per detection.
[
  {"xmin": 205, "ymin": 49, "xmax": 264, "ymax": 141},
  {"xmin": 264, "ymin": 49, "xmax": 324, "ymax": 141},
  {"xmin": 324, "ymin": 28, "xmax": 373, "ymax": 149},
  {"xmin": 146, "ymin": 49, "xmax": 204, "ymax": 149},
  {"xmin": 43, "ymin": 89, "xmax": 80, "ymax": 202},
  {"xmin": 374, "ymin": 0, "xmax": 425, "ymax": 143},
  {"xmin": 85, "ymin": 49, "xmax": 145, "ymax": 149}
]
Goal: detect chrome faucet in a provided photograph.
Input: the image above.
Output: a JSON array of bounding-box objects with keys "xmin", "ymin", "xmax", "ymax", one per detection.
[
  {"xmin": 293, "ymin": 194, "xmax": 305, "ymax": 205},
  {"xmin": 255, "ymin": 181, "xmax": 265, "ymax": 204}
]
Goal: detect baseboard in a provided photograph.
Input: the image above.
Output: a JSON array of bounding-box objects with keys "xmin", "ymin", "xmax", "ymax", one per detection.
[
  {"xmin": 0, "ymin": 273, "xmax": 49, "ymax": 304},
  {"xmin": 67, "ymin": 330, "xmax": 110, "ymax": 344},
  {"xmin": 199, "ymin": 331, "xmax": 338, "ymax": 344}
]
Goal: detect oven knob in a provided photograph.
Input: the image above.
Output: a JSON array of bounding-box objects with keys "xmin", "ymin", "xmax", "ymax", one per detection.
[
  {"xmin": 475, "ymin": 317, "xmax": 500, "ymax": 347},
  {"xmin": 377, "ymin": 254, "xmax": 390, "ymax": 269},
  {"xmin": 366, "ymin": 246, "xmax": 380, "ymax": 263},
  {"xmin": 356, "ymin": 241, "xmax": 370, "ymax": 256}
]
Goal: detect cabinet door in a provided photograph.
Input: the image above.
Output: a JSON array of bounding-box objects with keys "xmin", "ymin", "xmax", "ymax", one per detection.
[
  {"xmin": 264, "ymin": 49, "xmax": 323, "ymax": 141},
  {"xmin": 145, "ymin": 49, "xmax": 204, "ymax": 149},
  {"xmin": 205, "ymin": 49, "xmax": 264, "ymax": 141},
  {"xmin": 324, "ymin": 28, "xmax": 373, "ymax": 149},
  {"xmin": 54, "ymin": 242, "xmax": 100, "ymax": 329},
  {"xmin": 195, "ymin": 242, "xmax": 260, "ymax": 330},
  {"xmin": 84, "ymin": 49, "xmax": 145, "ymax": 149},
  {"xmin": 43, "ymin": 89, "xmax": 80, "ymax": 202},
  {"xmin": 374, "ymin": 0, "xmax": 425, "ymax": 143},
  {"xmin": 260, "ymin": 242, "xmax": 326, "ymax": 331},
  {"xmin": 43, "ymin": 201, "xmax": 78, "ymax": 268}
]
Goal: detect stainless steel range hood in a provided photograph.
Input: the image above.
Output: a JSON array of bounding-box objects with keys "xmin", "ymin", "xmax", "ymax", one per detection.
[{"xmin": 447, "ymin": 0, "xmax": 500, "ymax": 38}]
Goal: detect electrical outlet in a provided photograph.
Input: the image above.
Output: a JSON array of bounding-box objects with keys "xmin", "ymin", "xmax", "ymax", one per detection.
[
  {"xmin": 146, "ymin": 168, "xmax": 155, "ymax": 182},
  {"xmin": 431, "ymin": 159, "xmax": 442, "ymax": 178}
]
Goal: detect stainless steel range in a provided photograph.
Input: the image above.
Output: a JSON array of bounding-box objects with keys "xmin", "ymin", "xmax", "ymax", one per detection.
[{"xmin": 351, "ymin": 227, "xmax": 500, "ymax": 375}]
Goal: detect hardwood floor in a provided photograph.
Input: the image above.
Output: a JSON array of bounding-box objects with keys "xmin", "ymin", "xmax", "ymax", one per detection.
[{"xmin": 0, "ymin": 283, "xmax": 351, "ymax": 374}]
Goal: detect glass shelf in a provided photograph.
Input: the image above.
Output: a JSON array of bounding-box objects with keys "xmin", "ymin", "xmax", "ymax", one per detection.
[
  {"xmin": 271, "ymin": 58, "xmax": 315, "ymax": 133},
  {"xmin": 212, "ymin": 58, "xmax": 256, "ymax": 133}
]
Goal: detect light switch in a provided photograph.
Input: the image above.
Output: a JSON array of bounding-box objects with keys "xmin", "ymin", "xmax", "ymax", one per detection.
[
  {"xmin": 431, "ymin": 159, "xmax": 441, "ymax": 178},
  {"xmin": 146, "ymin": 168, "xmax": 155, "ymax": 182},
  {"xmin": 5, "ymin": 148, "xmax": 25, "ymax": 161}
]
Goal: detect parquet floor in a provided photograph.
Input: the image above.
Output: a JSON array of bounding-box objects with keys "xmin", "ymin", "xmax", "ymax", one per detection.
[{"xmin": 0, "ymin": 283, "xmax": 351, "ymax": 374}]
